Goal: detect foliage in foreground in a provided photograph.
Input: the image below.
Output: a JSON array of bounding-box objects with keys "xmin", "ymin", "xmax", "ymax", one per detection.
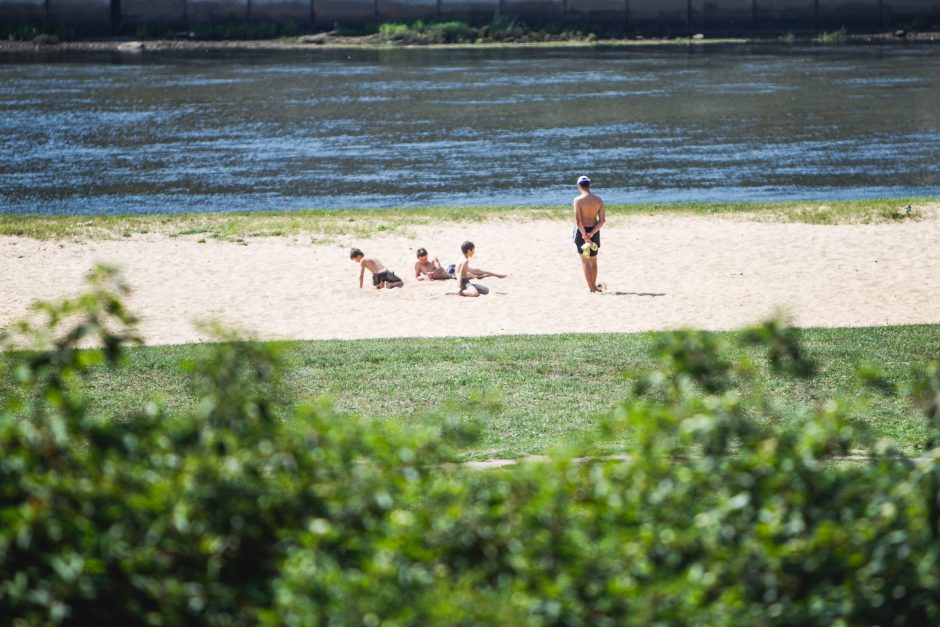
[{"xmin": 1, "ymin": 267, "xmax": 939, "ymax": 625}]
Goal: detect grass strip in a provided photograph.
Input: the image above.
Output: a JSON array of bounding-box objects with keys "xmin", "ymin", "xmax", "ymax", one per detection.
[
  {"xmin": 0, "ymin": 197, "xmax": 934, "ymax": 241},
  {"xmin": 4, "ymin": 324, "xmax": 936, "ymax": 458}
]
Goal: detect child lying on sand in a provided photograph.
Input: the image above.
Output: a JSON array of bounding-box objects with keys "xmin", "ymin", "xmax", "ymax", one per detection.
[{"xmin": 414, "ymin": 248, "xmax": 454, "ymax": 281}]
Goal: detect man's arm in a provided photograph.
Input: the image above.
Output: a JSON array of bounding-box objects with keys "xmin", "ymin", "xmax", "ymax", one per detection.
[
  {"xmin": 587, "ymin": 202, "xmax": 606, "ymax": 238},
  {"xmin": 574, "ymin": 199, "xmax": 587, "ymax": 239},
  {"xmin": 359, "ymin": 263, "xmax": 365, "ymax": 289},
  {"xmin": 414, "ymin": 261, "xmax": 425, "ymax": 280}
]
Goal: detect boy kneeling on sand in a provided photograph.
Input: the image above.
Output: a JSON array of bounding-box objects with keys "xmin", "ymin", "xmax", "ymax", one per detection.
[{"xmin": 350, "ymin": 248, "xmax": 403, "ymax": 289}]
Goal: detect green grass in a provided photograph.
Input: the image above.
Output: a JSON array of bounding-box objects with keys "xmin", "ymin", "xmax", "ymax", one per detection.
[
  {"xmin": 5, "ymin": 324, "xmax": 936, "ymax": 459},
  {"xmin": 0, "ymin": 197, "xmax": 933, "ymax": 241}
]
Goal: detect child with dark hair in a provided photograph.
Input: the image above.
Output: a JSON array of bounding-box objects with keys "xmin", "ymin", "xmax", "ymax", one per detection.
[
  {"xmin": 455, "ymin": 241, "xmax": 487, "ymax": 297},
  {"xmin": 414, "ymin": 247, "xmax": 454, "ymax": 281},
  {"xmin": 455, "ymin": 240, "xmax": 512, "ymax": 297},
  {"xmin": 350, "ymin": 248, "xmax": 403, "ymax": 289}
]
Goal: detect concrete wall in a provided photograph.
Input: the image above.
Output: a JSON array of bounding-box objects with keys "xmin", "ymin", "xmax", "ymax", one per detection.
[
  {"xmin": 3, "ymin": 0, "xmax": 940, "ymax": 34},
  {"xmin": 755, "ymin": 0, "xmax": 815, "ymax": 30},
  {"xmin": 251, "ymin": 0, "xmax": 311, "ymax": 22},
  {"xmin": 692, "ymin": 0, "xmax": 753, "ymax": 32},
  {"xmin": 47, "ymin": 0, "xmax": 111, "ymax": 27},
  {"xmin": 567, "ymin": 0, "xmax": 625, "ymax": 21},
  {"xmin": 187, "ymin": 0, "xmax": 247, "ymax": 22},
  {"xmin": 121, "ymin": 0, "xmax": 186, "ymax": 27},
  {"xmin": 376, "ymin": 0, "xmax": 437, "ymax": 21},
  {"xmin": 817, "ymin": 0, "xmax": 881, "ymax": 28},
  {"xmin": 883, "ymin": 0, "xmax": 940, "ymax": 25},
  {"xmin": 439, "ymin": 0, "xmax": 498, "ymax": 21},
  {"xmin": 503, "ymin": 0, "xmax": 564, "ymax": 21},
  {"xmin": 315, "ymin": 0, "xmax": 376, "ymax": 25},
  {"xmin": 628, "ymin": 0, "xmax": 689, "ymax": 32},
  {"xmin": 0, "ymin": 0, "xmax": 45, "ymax": 22}
]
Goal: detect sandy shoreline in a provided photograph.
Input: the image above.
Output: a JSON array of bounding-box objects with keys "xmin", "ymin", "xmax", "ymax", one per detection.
[
  {"xmin": 2, "ymin": 214, "xmax": 939, "ymax": 346},
  {"xmin": 2, "ymin": 30, "xmax": 938, "ymax": 55}
]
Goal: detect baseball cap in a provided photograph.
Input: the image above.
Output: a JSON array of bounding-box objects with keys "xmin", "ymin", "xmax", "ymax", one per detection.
[{"xmin": 577, "ymin": 175, "xmax": 591, "ymax": 185}]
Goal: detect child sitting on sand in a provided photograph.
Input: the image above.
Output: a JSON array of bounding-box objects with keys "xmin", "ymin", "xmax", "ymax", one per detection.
[
  {"xmin": 350, "ymin": 248, "xmax": 403, "ymax": 289},
  {"xmin": 454, "ymin": 240, "xmax": 493, "ymax": 297}
]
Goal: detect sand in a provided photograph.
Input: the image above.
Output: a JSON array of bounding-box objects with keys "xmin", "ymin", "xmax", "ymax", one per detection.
[{"xmin": 2, "ymin": 214, "xmax": 939, "ymax": 346}]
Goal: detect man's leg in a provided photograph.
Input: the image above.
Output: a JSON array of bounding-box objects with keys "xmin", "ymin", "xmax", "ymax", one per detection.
[
  {"xmin": 580, "ymin": 256, "xmax": 596, "ymax": 292},
  {"xmin": 589, "ymin": 257, "xmax": 598, "ymax": 288}
]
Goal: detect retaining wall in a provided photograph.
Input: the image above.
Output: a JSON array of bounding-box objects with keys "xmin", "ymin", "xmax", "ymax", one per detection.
[
  {"xmin": 566, "ymin": 0, "xmax": 625, "ymax": 22},
  {"xmin": 375, "ymin": 0, "xmax": 437, "ymax": 21},
  {"xmin": 2, "ymin": 0, "xmax": 939, "ymax": 35},
  {"xmin": 2, "ymin": 0, "xmax": 44, "ymax": 22},
  {"xmin": 503, "ymin": 0, "xmax": 565, "ymax": 21},
  {"xmin": 121, "ymin": 0, "xmax": 186, "ymax": 28},
  {"xmin": 885, "ymin": 0, "xmax": 940, "ymax": 24},
  {"xmin": 439, "ymin": 0, "xmax": 498, "ymax": 21},
  {"xmin": 755, "ymin": 0, "xmax": 816, "ymax": 30},
  {"xmin": 251, "ymin": 0, "xmax": 311, "ymax": 22},
  {"xmin": 314, "ymin": 0, "xmax": 374, "ymax": 25},
  {"xmin": 47, "ymin": 0, "xmax": 110, "ymax": 28},
  {"xmin": 186, "ymin": 0, "xmax": 247, "ymax": 22}
]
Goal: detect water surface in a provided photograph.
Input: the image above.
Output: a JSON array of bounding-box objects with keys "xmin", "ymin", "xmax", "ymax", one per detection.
[{"xmin": 2, "ymin": 45, "xmax": 939, "ymax": 215}]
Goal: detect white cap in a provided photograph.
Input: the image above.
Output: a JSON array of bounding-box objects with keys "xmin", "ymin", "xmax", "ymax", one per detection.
[{"xmin": 577, "ymin": 175, "xmax": 591, "ymax": 185}]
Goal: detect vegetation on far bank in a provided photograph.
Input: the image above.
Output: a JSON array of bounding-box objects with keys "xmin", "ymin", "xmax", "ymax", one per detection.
[
  {"xmin": 0, "ymin": 197, "xmax": 933, "ymax": 242},
  {"xmin": 2, "ymin": 268, "xmax": 939, "ymax": 623}
]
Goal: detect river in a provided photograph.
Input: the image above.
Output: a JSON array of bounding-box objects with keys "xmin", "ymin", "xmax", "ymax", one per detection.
[{"xmin": 2, "ymin": 44, "xmax": 939, "ymax": 215}]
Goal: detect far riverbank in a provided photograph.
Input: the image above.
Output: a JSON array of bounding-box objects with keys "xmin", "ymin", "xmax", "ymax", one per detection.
[{"xmin": 2, "ymin": 28, "xmax": 939, "ymax": 55}]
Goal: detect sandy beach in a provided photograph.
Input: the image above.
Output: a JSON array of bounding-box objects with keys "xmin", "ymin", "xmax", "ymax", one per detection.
[{"xmin": 2, "ymin": 214, "xmax": 939, "ymax": 346}]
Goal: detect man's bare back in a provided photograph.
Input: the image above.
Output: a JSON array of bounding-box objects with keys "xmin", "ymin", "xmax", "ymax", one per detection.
[{"xmin": 574, "ymin": 191, "xmax": 604, "ymax": 227}]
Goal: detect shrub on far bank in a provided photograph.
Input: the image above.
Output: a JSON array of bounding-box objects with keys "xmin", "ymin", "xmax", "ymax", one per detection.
[
  {"xmin": 375, "ymin": 17, "xmax": 596, "ymax": 45},
  {"xmin": 1, "ymin": 266, "xmax": 938, "ymax": 624}
]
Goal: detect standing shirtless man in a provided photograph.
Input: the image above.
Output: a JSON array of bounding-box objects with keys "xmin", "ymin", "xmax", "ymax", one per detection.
[{"xmin": 573, "ymin": 175, "xmax": 606, "ymax": 293}]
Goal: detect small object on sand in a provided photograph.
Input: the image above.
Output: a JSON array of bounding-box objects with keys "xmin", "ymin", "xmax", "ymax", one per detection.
[{"xmin": 903, "ymin": 204, "xmax": 912, "ymax": 215}]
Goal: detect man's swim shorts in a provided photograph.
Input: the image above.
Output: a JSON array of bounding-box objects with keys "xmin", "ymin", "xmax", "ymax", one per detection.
[{"xmin": 573, "ymin": 227, "xmax": 600, "ymax": 256}]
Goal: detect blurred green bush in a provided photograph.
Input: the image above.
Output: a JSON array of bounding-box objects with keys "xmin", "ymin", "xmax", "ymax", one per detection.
[{"xmin": 1, "ymin": 266, "xmax": 938, "ymax": 625}]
